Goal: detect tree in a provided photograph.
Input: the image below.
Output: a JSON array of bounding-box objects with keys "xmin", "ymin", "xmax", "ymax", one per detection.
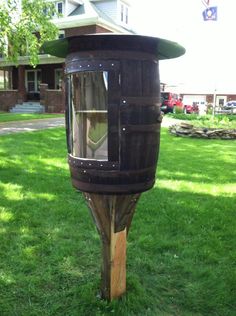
[{"xmin": 0, "ymin": 0, "xmax": 58, "ymax": 66}]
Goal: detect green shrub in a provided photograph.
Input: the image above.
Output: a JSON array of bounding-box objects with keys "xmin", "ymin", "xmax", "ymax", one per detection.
[
  {"xmin": 174, "ymin": 106, "xmax": 183, "ymax": 114},
  {"xmin": 166, "ymin": 113, "xmax": 236, "ymax": 129},
  {"xmin": 206, "ymin": 103, "xmax": 213, "ymax": 115}
]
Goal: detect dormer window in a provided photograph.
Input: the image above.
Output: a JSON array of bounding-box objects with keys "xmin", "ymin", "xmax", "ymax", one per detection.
[
  {"xmin": 120, "ymin": 1, "xmax": 129, "ymax": 25},
  {"xmin": 56, "ymin": 2, "xmax": 64, "ymax": 15}
]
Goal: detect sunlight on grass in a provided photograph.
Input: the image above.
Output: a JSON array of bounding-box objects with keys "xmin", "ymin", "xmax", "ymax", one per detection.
[
  {"xmin": 0, "ymin": 113, "xmax": 64, "ymax": 123},
  {"xmin": 23, "ymin": 246, "xmax": 37, "ymax": 258},
  {"xmin": 19, "ymin": 226, "xmax": 30, "ymax": 234},
  {"xmin": 0, "ymin": 183, "xmax": 24, "ymax": 201},
  {"xmin": 0, "ymin": 127, "xmax": 235, "ymax": 315},
  {"xmin": 156, "ymin": 179, "xmax": 235, "ymax": 197},
  {"xmin": 158, "ymin": 169, "xmax": 211, "ymax": 181},
  {"xmin": 38, "ymin": 157, "xmax": 68, "ymax": 170},
  {"xmin": 0, "ymin": 209, "xmax": 14, "ymax": 222},
  {"xmin": 0, "ymin": 272, "xmax": 15, "ymax": 285},
  {"xmin": 59, "ymin": 256, "xmax": 83, "ymax": 277},
  {"xmin": 26, "ymin": 192, "xmax": 57, "ymax": 201}
]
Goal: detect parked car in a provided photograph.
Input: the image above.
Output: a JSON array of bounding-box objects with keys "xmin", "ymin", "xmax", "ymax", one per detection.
[
  {"xmin": 222, "ymin": 101, "xmax": 236, "ymax": 113},
  {"xmin": 184, "ymin": 102, "xmax": 199, "ymax": 114},
  {"xmin": 160, "ymin": 92, "xmax": 183, "ymax": 113}
]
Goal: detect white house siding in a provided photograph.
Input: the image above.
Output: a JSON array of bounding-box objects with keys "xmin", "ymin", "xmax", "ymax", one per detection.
[
  {"xmin": 183, "ymin": 95, "xmax": 207, "ymax": 114},
  {"xmin": 66, "ymin": 1, "xmax": 78, "ymax": 16},
  {"xmin": 94, "ymin": 0, "xmax": 118, "ymax": 23}
]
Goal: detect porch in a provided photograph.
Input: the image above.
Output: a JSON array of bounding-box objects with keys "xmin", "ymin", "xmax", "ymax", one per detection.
[{"xmin": 0, "ymin": 56, "xmax": 65, "ymax": 113}]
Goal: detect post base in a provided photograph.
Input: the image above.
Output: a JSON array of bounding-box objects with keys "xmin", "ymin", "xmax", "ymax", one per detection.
[{"xmin": 84, "ymin": 193, "xmax": 140, "ymax": 300}]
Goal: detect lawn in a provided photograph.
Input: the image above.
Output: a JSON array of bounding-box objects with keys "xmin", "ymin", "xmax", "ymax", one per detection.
[
  {"xmin": 0, "ymin": 113, "xmax": 64, "ymax": 123},
  {"xmin": 0, "ymin": 127, "xmax": 235, "ymax": 315}
]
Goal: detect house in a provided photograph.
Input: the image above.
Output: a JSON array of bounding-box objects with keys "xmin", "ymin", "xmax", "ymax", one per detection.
[
  {"xmin": 0, "ymin": 0, "xmax": 134, "ymax": 113},
  {"xmin": 162, "ymin": 84, "xmax": 236, "ymax": 110}
]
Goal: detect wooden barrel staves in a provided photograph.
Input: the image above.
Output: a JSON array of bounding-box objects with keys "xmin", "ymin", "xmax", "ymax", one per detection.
[
  {"xmin": 42, "ymin": 34, "xmax": 185, "ymax": 300},
  {"xmin": 65, "ymin": 37, "xmax": 162, "ymax": 194}
]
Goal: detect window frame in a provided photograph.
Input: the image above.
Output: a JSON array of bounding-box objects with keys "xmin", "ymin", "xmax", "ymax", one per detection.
[
  {"xmin": 54, "ymin": 68, "xmax": 63, "ymax": 89},
  {"xmin": 66, "ymin": 60, "xmax": 120, "ymax": 165},
  {"xmin": 0, "ymin": 68, "xmax": 12, "ymax": 90},
  {"xmin": 119, "ymin": 1, "xmax": 129, "ymax": 26},
  {"xmin": 56, "ymin": 1, "xmax": 64, "ymax": 16}
]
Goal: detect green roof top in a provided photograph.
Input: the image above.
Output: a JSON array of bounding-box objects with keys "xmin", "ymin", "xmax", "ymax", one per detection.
[{"xmin": 42, "ymin": 34, "xmax": 185, "ymax": 60}]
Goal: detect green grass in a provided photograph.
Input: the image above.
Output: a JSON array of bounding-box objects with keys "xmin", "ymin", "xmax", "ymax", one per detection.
[
  {"xmin": 0, "ymin": 127, "xmax": 235, "ymax": 315},
  {"xmin": 0, "ymin": 113, "xmax": 64, "ymax": 123}
]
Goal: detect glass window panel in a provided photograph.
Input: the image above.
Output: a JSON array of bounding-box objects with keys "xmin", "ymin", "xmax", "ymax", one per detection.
[
  {"xmin": 57, "ymin": 2, "xmax": 63, "ymax": 14},
  {"xmin": 70, "ymin": 71, "xmax": 108, "ymax": 160},
  {"xmin": 0, "ymin": 70, "xmax": 5, "ymax": 89},
  {"xmin": 37, "ymin": 70, "xmax": 41, "ymax": 81},
  {"xmin": 27, "ymin": 71, "xmax": 34, "ymax": 81},
  {"xmin": 28, "ymin": 82, "xmax": 35, "ymax": 92},
  {"xmin": 2, "ymin": 69, "xmax": 12, "ymax": 90},
  {"xmin": 55, "ymin": 69, "xmax": 63, "ymax": 89},
  {"xmin": 37, "ymin": 70, "xmax": 41, "ymax": 91}
]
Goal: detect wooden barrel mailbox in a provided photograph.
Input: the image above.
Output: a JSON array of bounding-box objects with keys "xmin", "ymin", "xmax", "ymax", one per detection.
[{"xmin": 43, "ymin": 34, "xmax": 185, "ymax": 300}]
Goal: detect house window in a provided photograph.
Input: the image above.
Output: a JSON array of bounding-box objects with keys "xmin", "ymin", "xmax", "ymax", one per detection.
[
  {"xmin": 0, "ymin": 69, "xmax": 12, "ymax": 90},
  {"xmin": 120, "ymin": 2, "xmax": 129, "ymax": 25},
  {"xmin": 58, "ymin": 30, "xmax": 65, "ymax": 39},
  {"xmin": 56, "ymin": 2, "xmax": 64, "ymax": 15},
  {"xmin": 125, "ymin": 6, "xmax": 128, "ymax": 24},
  {"xmin": 55, "ymin": 69, "xmax": 63, "ymax": 89}
]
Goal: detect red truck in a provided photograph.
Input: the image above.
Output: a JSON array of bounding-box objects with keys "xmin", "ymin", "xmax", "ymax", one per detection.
[{"xmin": 160, "ymin": 92, "xmax": 183, "ymax": 113}]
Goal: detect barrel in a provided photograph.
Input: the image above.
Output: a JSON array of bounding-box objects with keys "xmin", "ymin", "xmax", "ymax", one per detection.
[{"xmin": 40, "ymin": 34, "xmax": 184, "ymax": 194}]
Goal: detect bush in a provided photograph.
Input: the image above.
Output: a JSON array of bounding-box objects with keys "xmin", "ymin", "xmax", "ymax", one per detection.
[
  {"xmin": 174, "ymin": 106, "xmax": 184, "ymax": 114},
  {"xmin": 206, "ymin": 103, "xmax": 213, "ymax": 115},
  {"xmin": 166, "ymin": 113, "xmax": 236, "ymax": 129}
]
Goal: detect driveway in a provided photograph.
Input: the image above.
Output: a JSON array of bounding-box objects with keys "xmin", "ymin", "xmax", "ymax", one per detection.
[
  {"xmin": 161, "ymin": 116, "xmax": 185, "ymax": 127},
  {"xmin": 0, "ymin": 117, "xmax": 65, "ymax": 135},
  {"xmin": 0, "ymin": 116, "xmax": 179, "ymax": 136}
]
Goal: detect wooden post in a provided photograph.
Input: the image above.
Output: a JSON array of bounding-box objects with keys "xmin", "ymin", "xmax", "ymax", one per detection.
[
  {"xmin": 18, "ymin": 65, "xmax": 26, "ymax": 104},
  {"xmin": 84, "ymin": 193, "xmax": 140, "ymax": 300}
]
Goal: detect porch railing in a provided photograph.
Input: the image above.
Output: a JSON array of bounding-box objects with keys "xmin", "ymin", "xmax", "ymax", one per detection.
[{"xmin": 40, "ymin": 83, "xmax": 65, "ymax": 113}]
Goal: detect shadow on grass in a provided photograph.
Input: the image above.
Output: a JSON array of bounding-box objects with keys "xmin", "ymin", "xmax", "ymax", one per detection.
[{"xmin": 0, "ymin": 128, "xmax": 235, "ymax": 315}]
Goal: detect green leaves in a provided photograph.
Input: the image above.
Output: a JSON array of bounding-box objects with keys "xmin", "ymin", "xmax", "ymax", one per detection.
[{"xmin": 0, "ymin": 0, "xmax": 58, "ymax": 66}]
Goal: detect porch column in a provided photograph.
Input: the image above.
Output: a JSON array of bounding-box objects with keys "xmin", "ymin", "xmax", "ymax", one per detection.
[
  {"xmin": 61, "ymin": 63, "xmax": 66, "ymax": 112},
  {"xmin": 40, "ymin": 83, "xmax": 48, "ymax": 112},
  {"xmin": 18, "ymin": 65, "xmax": 26, "ymax": 104}
]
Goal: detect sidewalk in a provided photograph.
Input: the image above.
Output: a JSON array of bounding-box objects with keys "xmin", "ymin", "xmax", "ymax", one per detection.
[
  {"xmin": 161, "ymin": 116, "xmax": 185, "ymax": 127},
  {"xmin": 0, "ymin": 117, "xmax": 65, "ymax": 136}
]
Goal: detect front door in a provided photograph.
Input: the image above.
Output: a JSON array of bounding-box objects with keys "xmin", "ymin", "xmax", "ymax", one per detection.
[{"xmin": 25, "ymin": 70, "xmax": 41, "ymax": 100}]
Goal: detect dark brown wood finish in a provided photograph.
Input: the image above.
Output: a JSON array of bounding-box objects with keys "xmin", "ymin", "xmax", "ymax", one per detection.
[{"xmin": 65, "ymin": 49, "xmax": 161, "ymax": 194}]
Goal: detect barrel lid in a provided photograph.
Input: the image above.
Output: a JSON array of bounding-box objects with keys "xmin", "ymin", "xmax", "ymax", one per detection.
[{"xmin": 42, "ymin": 34, "xmax": 185, "ymax": 60}]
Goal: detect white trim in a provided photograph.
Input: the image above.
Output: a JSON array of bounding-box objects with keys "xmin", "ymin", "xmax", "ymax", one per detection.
[
  {"xmin": 54, "ymin": 68, "xmax": 63, "ymax": 89},
  {"xmin": 53, "ymin": 15, "xmax": 133, "ymax": 32},
  {"xmin": 58, "ymin": 30, "xmax": 65, "ymax": 39},
  {"xmin": 118, "ymin": 0, "xmax": 129, "ymax": 26},
  {"xmin": 56, "ymin": 1, "xmax": 64, "ymax": 15}
]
